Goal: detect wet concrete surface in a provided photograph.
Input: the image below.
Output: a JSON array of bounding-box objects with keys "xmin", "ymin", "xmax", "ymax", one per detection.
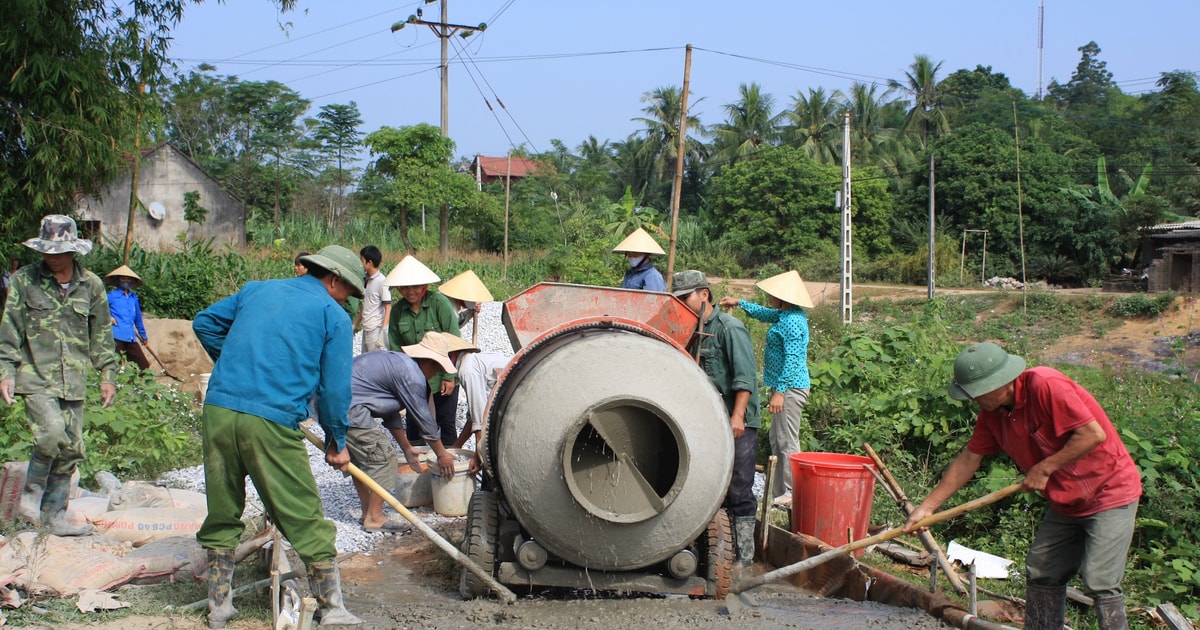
[{"xmin": 338, "ymin": 528, "xmax": 948, "ymax": 629}]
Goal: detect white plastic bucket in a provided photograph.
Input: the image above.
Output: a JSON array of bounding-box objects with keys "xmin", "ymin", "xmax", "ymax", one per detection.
[
  {"xmin": 394, "ymin": 446, "xmax": 433, "ymax": 508},
  {"xmin": 198, "ymin": 373, "xmax": 211, "ymax": 405},
  {"xmin": 430, "ymin": 449, "xmax": 476, "ymax": 517}
]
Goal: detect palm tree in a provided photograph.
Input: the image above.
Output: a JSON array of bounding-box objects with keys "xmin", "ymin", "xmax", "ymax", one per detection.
[
  {"xmin": 846, "ymin": 81, "xmax": 912, "ymax": 189},
  {"xmin": 780, "ymin": 86, "xmax": 844, "ymax": 164},
  {"xmin": 630, "ymin": 86, "xmax": 705, "ymax": 199},
  {"xmin": 889, "ymin": 54, "xmax": 950, "ymax": 148},
  {"xmin": 708, "ymin": 82, "xmax": 781, "ymax": 166}
]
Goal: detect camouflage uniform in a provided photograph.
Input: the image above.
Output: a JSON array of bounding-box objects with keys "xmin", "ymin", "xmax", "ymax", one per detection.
[{"xmin": 0, "ymin": 215, "xmax": 116, "ymax": 535}]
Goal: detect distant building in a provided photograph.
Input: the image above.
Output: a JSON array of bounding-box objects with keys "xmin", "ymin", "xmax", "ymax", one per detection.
[
  {"xmin": 1141, "ymin": 220, "xmax": 1200, "ymax": 293},
  {"xmin": 470, "ymin": 155, "xmax": 546, "ymax": 190},
  {"xmin": 75, "ymin": 143, "xmax": 246, "ymax": 251}
]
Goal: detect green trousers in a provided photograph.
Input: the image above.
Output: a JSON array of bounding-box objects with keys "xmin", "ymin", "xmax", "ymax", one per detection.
[
  {"xmin": 25, "ymin": 394, "xmax": 85, "ymax": 476},
  {"xmin": 197, "ymin": 405, "xmax": 337, "ymax": 565}
]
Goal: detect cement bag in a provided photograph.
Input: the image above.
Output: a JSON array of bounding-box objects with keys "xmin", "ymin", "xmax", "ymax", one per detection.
[
  {"xmin": 62, "ymin": 496, "xmax": 113, "ymax": 529},
  {"xmin": 92, "ymin": 507, "xmax": 205, "ymax": 547},
  {"xmin": 107, "ymin": 481, "xmax": 173, "ymax": 511},
  {"xmin": 166, "ymin": 488, "xmax": 208, "ymax": 511},
  {"xmin": 0, "ymin": 532, "xmax": 143, "ymax": 597},
  {"xmin": 74, "ymin": 532, "xmax": 134, "ymax": 557},
  {"xmin": 125, "ymin": 536, "xmax": 207, "ymax": 584},
  {"xmin": 0, "ymin": 462, "xmax": 79, "ymax": 522}
]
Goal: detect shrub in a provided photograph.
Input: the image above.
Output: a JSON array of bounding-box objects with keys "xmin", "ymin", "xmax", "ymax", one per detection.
[
  {"xmin": 1107, "ymin": 292, "xmax": 1177, "ymax": 318},
  {"xmin": 0, "ymin": 367, "xmax": 200, "ymax": 487}
]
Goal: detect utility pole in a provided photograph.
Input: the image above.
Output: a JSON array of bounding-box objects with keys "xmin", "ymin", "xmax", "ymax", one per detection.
[
  {"xmin": 839, "ymin": 111, "xmax": 853, "ymax": 323},
  {"xmin": 665, "ymin": 44, "xmax": 693, "ymax": 291},
  {"xmin": 927, "ymin": 153, "xmax": 936, "ymax": 299},
  {"xmin": 1036, "ymin": 0, "xmax": 1045, "ymax": 100},
  {"xmin": 391, "ymin": 1, "xmax": 486, "ymax": 256}
]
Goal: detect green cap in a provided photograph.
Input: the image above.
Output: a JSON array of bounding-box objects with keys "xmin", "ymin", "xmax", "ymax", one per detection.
[
  {"xmin": 671, "ymin": 270, "xmax": 709, "ymax": 297},
  {"xmin": 300, "ymin": 245, "xmax": 366, "ymax": 298},
  {"xmin": 948, "ymin": 342, "xmax": 1026, "ymax": 401}
]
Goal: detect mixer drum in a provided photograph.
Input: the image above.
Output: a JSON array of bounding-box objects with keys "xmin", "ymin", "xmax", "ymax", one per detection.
[{"xmin": 492, "ymin": 327, "xmax": 733, "ymax": 571}]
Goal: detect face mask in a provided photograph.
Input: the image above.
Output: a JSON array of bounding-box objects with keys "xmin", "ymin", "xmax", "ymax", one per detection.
[
  {"xmin": 117, "ymin": 280, "xmax": 133, "ymax": 291},
  {"xmin": 627, "ymin": 255, "xmax": 645, "ymax": 268}
]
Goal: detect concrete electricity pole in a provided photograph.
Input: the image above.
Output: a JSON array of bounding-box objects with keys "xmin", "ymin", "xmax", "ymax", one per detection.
[
  {"xmin": 839, "ymin": 111, "xmax": 853, "ymax": 323},
  {"xmin": 391, "ymin": 1, "xmax": 486, "ymax": 256}
]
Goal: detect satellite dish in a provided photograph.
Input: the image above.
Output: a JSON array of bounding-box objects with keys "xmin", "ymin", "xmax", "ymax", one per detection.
[{"xmin": 148, "ymin": 202, "xmax": 166, "ymax": 221}]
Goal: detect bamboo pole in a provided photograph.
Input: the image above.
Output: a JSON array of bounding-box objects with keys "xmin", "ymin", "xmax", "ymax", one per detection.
[
  {"xmin": 300, "ymin": 424, "xmax": 517, "ymax": 604},
  {"xmin": 733, "ymin": 483, "xmax": 1022, "ymax": 594},
  {"xmin": 863, "ymin": 442, "xmax": 967, "ymax": 595}
]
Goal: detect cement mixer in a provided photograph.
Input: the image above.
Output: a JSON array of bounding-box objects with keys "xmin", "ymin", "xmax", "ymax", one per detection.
[{"xmin": 459, "ymin": 283, "xmax": 737, "ymax": 599}]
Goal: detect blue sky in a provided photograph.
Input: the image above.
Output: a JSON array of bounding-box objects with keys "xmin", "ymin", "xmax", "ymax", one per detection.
[{"xmin": 168, "ymin": 1, "xmax": 1199, "ymax": 161}]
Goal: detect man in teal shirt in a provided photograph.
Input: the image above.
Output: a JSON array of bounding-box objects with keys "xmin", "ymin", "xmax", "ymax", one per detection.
[
  {"xmin": 672, "ymin": 270, "xmax": 761, "ymax": 566},
  {"xmin": 193, "ymin": 245, "xmax": 364, "ymax": 629}
]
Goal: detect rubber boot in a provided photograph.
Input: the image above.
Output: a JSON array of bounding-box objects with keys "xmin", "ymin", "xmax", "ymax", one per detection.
[
  {"xmin": 18, "ymin": 454, "xmax": 52, "ymax": 525},
  {"xmin": 733, "ymin": 515, "xmax": 756, "ymax": 567},
  {"xmin": 307, "ymin": 559, "xmax": 364, "ymax": 627},
  {"xmin": 1023, "ymin": 582, "xmax": 1067, "ymax": 630},
  {"xmin": 1094, "ymin": 594, "xmax": 1129, "ymax": 630},
  {"xmin": 205, "ymin": 549, "xmax": 238, "ymax": 629},
  {"xmin": 42, "ymin": 473, "xmax": 93, "ymax": 536}
]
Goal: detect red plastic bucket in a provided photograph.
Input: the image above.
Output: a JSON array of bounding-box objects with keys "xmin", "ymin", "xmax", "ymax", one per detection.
[{"xmin": 789, "ymin": 453, "xmax": 877, "ymax": 556}]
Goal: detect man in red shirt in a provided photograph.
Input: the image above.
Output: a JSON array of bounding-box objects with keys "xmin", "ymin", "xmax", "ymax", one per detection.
[{"xmin": 904, "ymin": 342, "xmax": 1141, "ymax": 630}]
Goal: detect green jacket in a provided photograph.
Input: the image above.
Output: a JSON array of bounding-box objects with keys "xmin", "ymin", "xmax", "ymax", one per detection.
[
  {"xmin": 697, "ymin": 305, "xmax": 761, "ymax": 429},
  {"xmin": 0, "ymin": 261, "xmax": 118, "ymax": 400},
  {"xmin": 388, "ymin": 290, "xmax": 460, "ymax": 389}
]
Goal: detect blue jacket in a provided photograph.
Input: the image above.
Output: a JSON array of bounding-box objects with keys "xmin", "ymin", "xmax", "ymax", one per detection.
[
  {"xmin": 193, "ymin": 275, "xmax": 354, "ymax": 451},
  {"xmin": 621, "ymin": 261, "xmax": 666, "ymax": 291},
  {"xmin": 107, "ymin": 288, "xmax": 147, "ymax": 343}
]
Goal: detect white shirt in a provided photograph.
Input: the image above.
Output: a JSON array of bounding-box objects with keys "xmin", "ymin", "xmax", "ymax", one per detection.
[{"xmin": 359, "ymin": 270, "xmax": 391, "ymax": 331}]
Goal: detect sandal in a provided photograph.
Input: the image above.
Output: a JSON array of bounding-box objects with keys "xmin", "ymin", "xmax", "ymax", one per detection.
[{"xmin": 363, "ymin": 520, "xmax": 411, "ymax": 534}]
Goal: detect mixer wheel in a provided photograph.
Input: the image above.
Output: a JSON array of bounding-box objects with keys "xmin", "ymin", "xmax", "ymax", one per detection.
[
  {"xmin": 459, "ymin": 490, "xmax": 500, "ymax": 599},
  {"xmin": 704, "ymin": 508, "xmax": 734, "ymax": 598}
]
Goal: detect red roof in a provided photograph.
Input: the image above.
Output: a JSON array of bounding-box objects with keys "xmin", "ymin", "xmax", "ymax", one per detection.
[{"xmin": 473, "ymin": 156, "xmax": 542, "ymax": 179}]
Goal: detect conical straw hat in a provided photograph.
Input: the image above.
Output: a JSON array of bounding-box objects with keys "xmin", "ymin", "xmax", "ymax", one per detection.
[
  {"xmin": 438, "ymin": 270, "xmax": 493, "ymax": 303},
  {"xmin": 756, "ymin": 270, "xmax": 814, "ymax": 308},
  {"xmin": 105, "ymin": 264, "xmax": 143, "ymax": 288},
  {"xmin": 429, "ymin": 331, "xmax": 480, "ymax": 354},
  {"xmin": 385, "ymin": 255, "xmax": 441, "ymax": 287},
  {"xmin": 612, "ymin": 227, "xmax": 666, "ymax": 256}
]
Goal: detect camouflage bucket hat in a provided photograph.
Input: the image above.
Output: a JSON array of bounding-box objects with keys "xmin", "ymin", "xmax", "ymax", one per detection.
[
  {"xmin": 671, "ymin": 269, "xmax": 709, "ymax": 297},
  {"xmin": 23, "ymin": 214, "xmax": 93, "ymax": 256},
  {"xmin": 300, "ymin": 245, "xmax": 366, "ymax": 298}
]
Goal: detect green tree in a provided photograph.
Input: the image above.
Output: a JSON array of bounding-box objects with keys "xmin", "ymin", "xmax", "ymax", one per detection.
[
  {"xmin": 1046, "ymin": 41, "xmax": 1114, "ymax": 110},
  {"xmin": 0, "ymin": 0, "xmax": 168, "ymax": 241},
  {"xmin": 780, "ymin": 87, "xmax": 845, "ymax": 164},
  {"xmin": 630, "ymin": 86, "xmax": 705, "ymax": 209},
  {"xmin": 890, "ymin": 55, "xmax": 950, "ymax": 148},
  {"xmin": 313, "ymin": 102, "xmax": 364, "ymax": 227},
  {"xmin": 709, "ymin": 82, "xmax": 781, "ymax": 166},
  {"xmin": 895, "ymin": 124, "xmax": 1117, "ymax": 282},
  {"xmin": 707, "ymin": 146, "xmax": 892, "ymax": 265},
  {"xmin": 845, "ymin": 82, "xmax": 911, "ymax": 190},
  {"xmin": 361, "ymin": 124, "xmax": 484, "ymax": 255}
]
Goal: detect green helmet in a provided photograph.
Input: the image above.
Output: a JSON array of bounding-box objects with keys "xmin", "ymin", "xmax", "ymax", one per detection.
[
  {"xmin": 300, "ymin": 245, "xmax": 365, "ymax": 297},
  {"xmin": 948, "ymin": 342, "xmax": 1026, "ymax": 401}
]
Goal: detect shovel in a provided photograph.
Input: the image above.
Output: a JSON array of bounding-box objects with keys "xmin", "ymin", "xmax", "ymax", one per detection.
[
  {"xmin": 299, "ymin": 424, "xmax": 518, "ymax": 604},
  {"xmin": 733, "ymin": 482, "xmax": 1022, "ymax": 594},
  {"xmin": 136, "ymin": 333, "xmax": 182, "ymax": 381}
]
